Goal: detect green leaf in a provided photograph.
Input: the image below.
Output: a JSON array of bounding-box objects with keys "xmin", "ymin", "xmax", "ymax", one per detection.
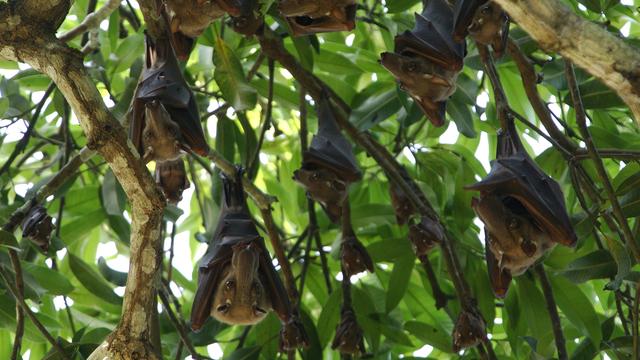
[
  {"xmin": 516, "ymin": 276, "xmax": 554, "ymax": 357},
  {"xmin": 385, "ymin": 255, "xmax": 414, "ymax": 313},
  {"xmin": 405, "ymin": 321, "xmax": 453, "ymax": 353},
  {"xmin": 447, "ymin": 91, "xmax": 476, "ymax": 138},
  {"xmin": 0, "ymin": 229, "xmax": 19, "ymax": 251},
  {"xmin": 101, "ymin": 170, "xmax": 126, "ymax": 216},
  {"xmin": 213, "ymin": 36, "xmax": 257, "ymax": 111},
  {"xmin": 350, "ymin": 88, "xmax": 401, "ymax": 131},
  {"xmin": 550, "ymin": 275, "xmax": 602, "ymax": 347},
  {"xmin": 316, "ymin": 287, "xmax": 342, "ymax": 348},
  {"xmin": 559, "ymin": 249, "xmax": 617, "ymax": 283},
  {"xmin": 21, "ymin": 262, "xmax": 74, "ymax": 295},
  {"xmin": 97, "ymin": 257, "xmax": 128, "ymax": 287},
  {"xmin": 68, "ymin": 252, "xmax": 122, "ymax": 305}
]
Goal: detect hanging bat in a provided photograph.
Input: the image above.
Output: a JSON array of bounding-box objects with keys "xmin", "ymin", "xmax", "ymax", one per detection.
[
  {"xmin": 21, "ymin": 205, "xmax": 54, "ymax": 253},
  {"xmin": 453, "ymin": 0, "xmax": 510, "ymax": 57},
  {"xmin": 293, "ymin": 96, "xmax": 361, "ymax": 223},
  {"xmin": 408, "ymin": 216, "xmax": 444, "ymax": 257},
  {"xmin": 331, "ymin": 307, "xmax": 364, "ymax": 355},
  {"xmin": 466, "ymin": 120, "xmax": 577, "ymax": 297},
  {"xmin": 388, "ymin": 167, "xmax": 416, "ymax": 225},
  {"xmin": 190, "ymin": 169, "xmax": 299, "ymax": 333},
  {"xmin": 155, "ymin": 158, "xmax": 190, "ymax": 203},
  {"xmin": 228, "ymin": 0, "xmax": 264, "ymax": 35},
  {"xmin": 452, "ymin": 309, "xmax": 486, "ymax": 352},
  {"xmin": 380, "ymin": 0, "xmax": 465, "ymax": 127},
  {"xmin": 280, "ymin": 0, "xmax": 357, "ymax": 36},
  {"xmin": 165, "ymin": 0, "xmax": 227, "ymax": 60},
  {"xmin": 130, "ymin": 34, "xmax": 210, "ymax": 162}
]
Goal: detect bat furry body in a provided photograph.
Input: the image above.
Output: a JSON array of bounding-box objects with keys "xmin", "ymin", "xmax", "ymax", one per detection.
[
  {"xmin": 380, "ymin": 0, "xmax": 465, "ymax": 126},
  {"xmin": 293, "ymin": 97, "xmax": 361, "ymax": 222},
  {"xmin": 279, "ymin": 0, "xmax": 356, "ymax": 36},
  {"xmin": 467, "ymin": 121, "xmax": 577, "ymax": 297},
  {"xmin": 155, "ymin": 158, "xmax": 190, "ymax": 203},
  {"xmin": 130, "ymin": 34, "xmax": 210, "ymax": 161},
  {"xmin": 191, "ymin": 169, "xmax": 293, "ymax": 329},
  {"xmin": 453, "ymin": 0, "xmax": 509, "ymax": 56}
]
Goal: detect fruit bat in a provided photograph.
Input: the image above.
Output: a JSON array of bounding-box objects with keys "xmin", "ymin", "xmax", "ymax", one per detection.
[
  {"xmin": 228, "ymin": 0, "xmax": 264, "ymax": 35},
  {"xmin": 408, "ymin": 216, "xmax": 444, "ymax": 256},
  {"xmin": 453, "ymin": 0, "xmax": 510, "ymax": 57},
  {"xmin": 279, "ymin": 0, "xmax": 357, "ymax": 36},
  {"xmin": 155, "ymin": 158, "xmax": 190, "ymax": 203},
  {"xmin": 452, "ymin": 309, "xmax": 486, "ymax": 352},
  {"xmin": 21, "ymin": 205, "xmax": 54, "ymax": 253},
  {"xmin": 130, "ymin": 34, "xmax": 210, "ymax": 162},
  {"xmin": 466, "ymin": 120, "xmax": 577, "ymax": 297},
  {"xmin": 165, "ymin": 0, "xmax": 227, "ymax": 60},
  {"xmin": 190, "ymin": 169, "xmax": 295, "ymax": 330},
  {"xmin": 331, "ymin": 307, "xmax": 364, "ymax": 355},
  {"xmin": 293, "ymin": 96, "xmax": 361, "ymax": 223},
  {"xmin": 380, "ymin": 0, "xmax": 465, "ymax": 127},
  {"xmin": 388, "ymin": 167, "xmax": 417, "ymax": 225}
]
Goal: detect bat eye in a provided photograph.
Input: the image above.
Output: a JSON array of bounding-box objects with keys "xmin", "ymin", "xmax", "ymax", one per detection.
[
  {"xmin": 407, "ymin": 62, "xmax": 417, "ymax": 72},
  {"xmin": 481, "ymin": 5, "xmax": 492, "ymax": 15},
  {"xmin": 508, "ymin": 218, "xmax": 520, "ymax": 230},
  {"xmin": 225, "ymin": 280, "xmax": 235, "ymax": 290},
  {"xmin": 311, "ymin": 172, "xmax": 320, "ymax": 181},
  {"xmin": 254, "ymin": 307, "xmax": 267, "ymax": 315},
  {"xmin": 217, "ymin": 304, "xmax": 230, "ymax": 314},
  {"xmin": 158, "ymin": 71, "xmax": 165, "ymax": 80}
]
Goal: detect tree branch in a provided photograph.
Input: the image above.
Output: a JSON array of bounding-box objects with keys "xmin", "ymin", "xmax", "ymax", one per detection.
[
  {"xmin": 493, "ymin": 0, "xmax": 640, "ymax": 123},
  {"xmin": 1, "ymin": 18, "xmax": 165, "ymax": 358},
  {"xmin": 58, "ymin": 0, "xmax": 120, "ymax": 42},
  {"xmin": 535, "ymin": 265, "xmax": 567, "ymax": 360},
  {"xmin": 565, "ymin": 61, "xmax": 640, "ymax": 261}
]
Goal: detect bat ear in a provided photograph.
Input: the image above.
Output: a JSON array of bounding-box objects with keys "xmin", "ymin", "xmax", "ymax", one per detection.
[{"xmin": 484, "ymin": 233, "xmax": 511, "ymax": 298}]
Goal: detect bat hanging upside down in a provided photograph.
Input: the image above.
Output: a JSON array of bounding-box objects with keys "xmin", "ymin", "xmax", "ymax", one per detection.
[
  {"xmin": 191, "ymin": 168, "xmax": 304, "ymax": 336},
  {"xmin": 293, "ymin": 96, "xmax": 362, "ymax": 223},
  {"xmin": 279, "ymin": 0, "xmax": 357, "ymax": 36},
  {"xmin": 380, "ymin": 0, "xmax": 465, "ymax": 127},
  {"xmin": 130, "ymin": 34, "xmax": 210, "ymax": 163},
  {"xmin": 453, "ymin": 0, "xmax": 510, "ymax": 57},
  {"xmin": 466, "ymin": 120, "xmax": 577, "ymax": 297}
]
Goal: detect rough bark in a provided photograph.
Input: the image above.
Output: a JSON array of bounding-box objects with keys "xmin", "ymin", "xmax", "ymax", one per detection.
[
  {"xmin": 0, "ymin": 8, "xmax": 165, "ymax": 360},
  {"xmin": 493, "ymin": 0, "xmax": 640, "ymax": 123}
]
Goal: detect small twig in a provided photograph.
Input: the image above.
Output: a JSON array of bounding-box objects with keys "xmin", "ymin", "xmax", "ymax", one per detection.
[
  {"xmin": 58, "ymin": 0, "xmax": 120, "ymax": 42},
  {"xmin": 167, "ymin": 221, "xmax": 177, "ymax": 283},
  {"xmin": 205, "ymin": 150, "xmax": 276, "ymax": 209},
  {"xmin": 634, "ymin": 283, "xmax": 640, "ymax": 359},
  {"xmin": 0, "ymin": 83, "xmax": 55, "ymax": 178},
  {"xmin": 8, "ymin": 250, "xmax": 24, "ymax": 360},
  {"xmin": 0, "ymin": 267, "xmax": 70, "ymax": 359},
  {"xmin": 507, "ymin": 40, "xmax": 577, "ymax": 152},
  {"xmin": 535, "ymin": 265, "xmax": 567, "ymax": 360},
  {"xmin": 261, "ymin": 209, "xmax": 300, "ymax": 305},
  {"xmin": 572, "ymin": 148, "xmax": 640, "ymax": 161},
  {"xmin": 418, "ymin": 255, "xmax": 449, "ymax": 310},
  {"xmin": 158, "ymin": 290, "xmax": 209, "ymax": 360},
  {"xmin": 248, "ymin": 59, "xmax": 275, "ymax": 179},
  {"xmin": 565, "ymin": 61, "xmax": 640, "ymax": 261}
]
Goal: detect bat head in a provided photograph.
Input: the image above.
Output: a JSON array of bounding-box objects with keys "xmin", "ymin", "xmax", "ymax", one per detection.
[
  {"xmin": 472, "ymin": 194, "xmax": 555, "ymax": 276},
  {"xmin": 331, "ymin": 307, "xmax": 364, "ymax": 355},
  {"xmin": 155, "ymin": 158, "xmax": 190, "ymax": 203},
  {"xmin": 283, "ymin": 2, "xmax": 356, "ymax": 36},
  {"xmin": 211, "ymin": 242, "xmax": 271, "ymax": 325},
  {"xmin": 142, "ymin": 101, "xmax": 184, "ymax": 162},
  {"xmin": 21, "ymin": 205, "xmax": 54, "ymax": 253},
  {"xmin": 408, "ymin": 216, "xmax": 444, "ymax": 256},
  {"xmin": 389, "ymin": 179, "xmax": 415, "ymax": 225},
  {"xmin": 340, "ymin": 235, "xmax": 375, "ymax": 277},
  {"xmin": 467, "ymin": 2, "xmax": 508, "ymax": 46},
  {"xmin": 293, "ymin": 167, "xmax": 348, "ymax": 222},
  {"xmin": 380, "ymin": 52, "xmax": 456, "ymax": 102},
  {"xmin": 452, "ymin": 309, "xmax": 487, "ymax": 352}
]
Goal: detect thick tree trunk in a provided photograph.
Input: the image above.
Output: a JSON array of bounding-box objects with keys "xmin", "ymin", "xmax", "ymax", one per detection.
[{"xmin": 493, "ymin": 0, "xmax": 640, "ymax": 123}]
